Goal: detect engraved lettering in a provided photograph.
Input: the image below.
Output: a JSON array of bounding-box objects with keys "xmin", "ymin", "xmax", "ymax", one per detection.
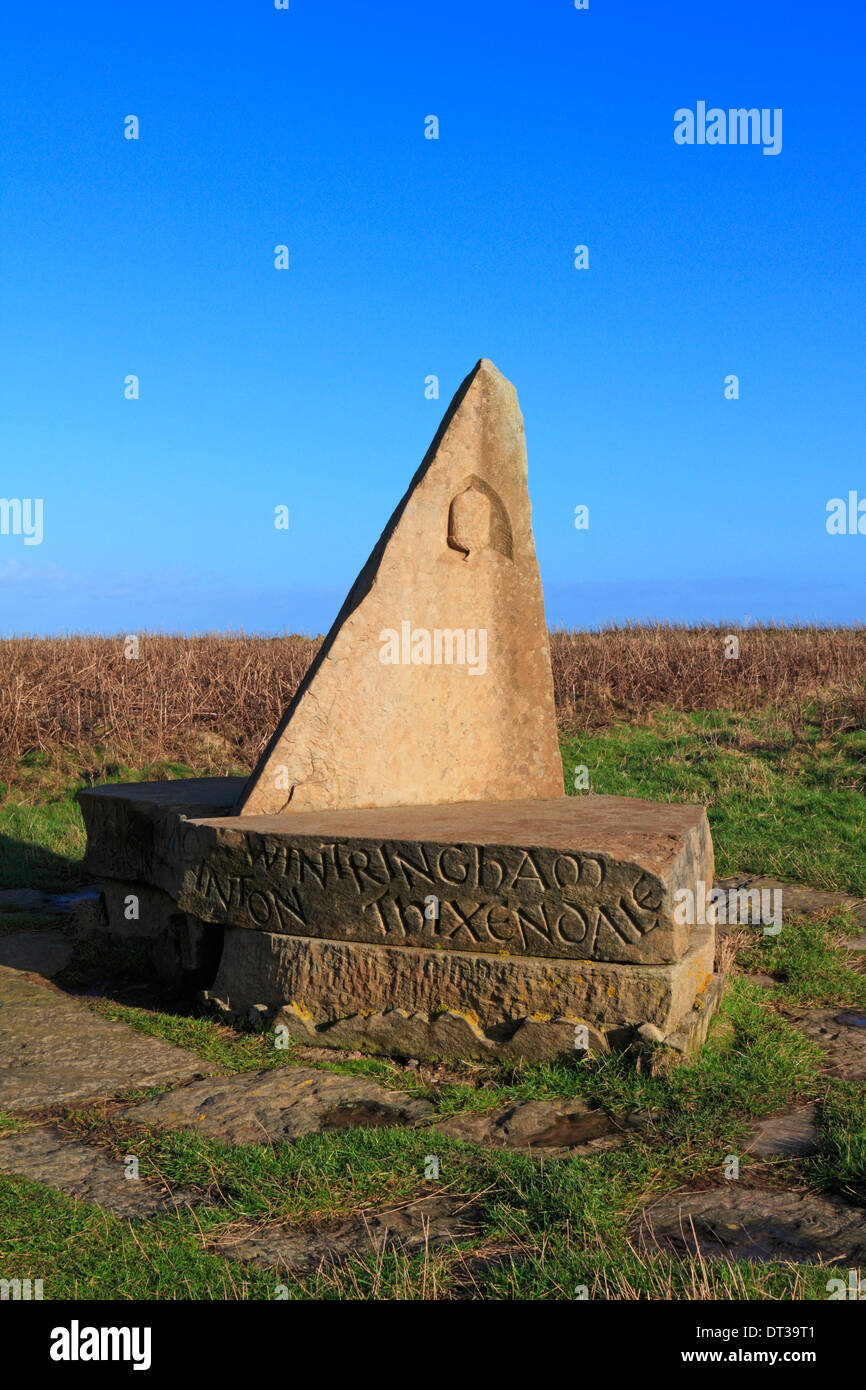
[
  {"xmin": 632, "ymin": 873, "xmax": 663, "ymax": 912},
  {"xmin": 437, "ymin": 845, "xmax": 470, "ymax": 885},
  {"xmin": 246, "ymin": 842, "xmax": 289, "ymax": 879},
  {"xmin": 514, "ymin": 901, "xmax": 555, "ymax": 947},
  {"xmin": 480, "ymin": 851, "xmax": 507, "ymax": 892},
  {"xmin": 578, "ymin": 856, "xmax": 604, "ymax": 887},
  {"xmin": 247, "ymin": 889, "xmax": 273, "ymax": 927},
  {"xmin": 438, "ymin": 899, "xmax": 483, "ymax": 943},
  {"xmin": 616, "ymin": 893, "xmax": 660, "ymax": 937},
  {"xmin": 365, "ymin": 895, "xmax": 406, "ymax": 939},
  {"xmin": 487, "ymin": 905, "xmax": 517, "ymax": 942},
  {"xmin": 387, "ymin": 843, "xmax": 436, "ymax": 890},
  {"xmin": 272, "ymin": 887, "xmax": 308, "ymax": 931},
  {"xmin": 207, "ymin": 869, "xmax": 236, "ymax": 911},
  {"xmin": 346, "ymin": 848, "xmax": 389, "ymax": 894},
  {"xmin": 400, "ymin": 901, "xmax": 425, "ymax": 934},
  {"xmin": 554, "ymin": 903, "xmax": 590, "ymax": 944},
  {"xmin": 552, "ymin": 854, "xmax": 580, "ymax": 889},
  {"xmin": 297, "ymin": 844, "xmax": 337, "ymax": 889},
  {"xmin": 513, "ymin": 850, "xmax": 545, "ymax": 889},
  {"xmin": 596, "ymin": 903, "xmax": 643, "ymax": 947}
]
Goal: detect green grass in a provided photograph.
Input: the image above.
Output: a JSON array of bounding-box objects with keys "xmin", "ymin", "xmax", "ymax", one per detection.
[
  {"xmin": 735, "ymin": 909, "xmax": 866, "ymax": 1008},
  {"xmin": 0, "ymin": 1111, "xmax": 30, "ymax": 1136},
  {"xmin": 562, "ymin": 707, "xmax": 866, "ymax": 894},
  {"xmin": 807, "ymin": 1083, "xmax": 866, "ymax": 1199},
  {"xmin": 0, "ymin": 758, "xmax": 212, "ymax": 892},
  {"xmin": 0, "ymin": 794, "xmax": 86, "ymax": 891},
  {"xmin": 0, "ymin": 1166, "xmax": 829, "ymax": 1300}
]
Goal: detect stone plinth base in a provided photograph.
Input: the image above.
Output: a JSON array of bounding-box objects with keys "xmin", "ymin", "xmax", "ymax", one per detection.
[
  {"xmin": 78, "ymin": 778, "xmax": 722, "ymax": 1060},
  {"xmin": 201, "ymin": 926, "xmax": 718, "ymax": 1061}
]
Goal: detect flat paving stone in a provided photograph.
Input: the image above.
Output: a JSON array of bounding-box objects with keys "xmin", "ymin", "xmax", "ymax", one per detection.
[
  {"xmin": 741, "ymin": 972, "xmax": 782, "ymax": 989},
  {"xmin": 0, "ymin": 931, "xmax": 73, "ymax": 978},
  {"xmin": 0, "ymin": 1125, "xmax": 203, "ymax": 1218},
  {"xmin": 0, "ymin": 966, "xmax": 215, "ymax": 1110},
  {"xmin": 435, "ymin": 1098, "xmax": 636, "ymax": 1157},
  {"xmin": 208, "ymin": 1193, "xmax": 482, "ymax": 1272},
  {"xmin": 638, "ymin": 1186, "xmax": 866, "ymax": 1266},
  {"xmin": 120, "ymin": 1066, "xmax": 434, "ymax": 1144},
  {"xmin": 745, "ymin": 1106, "xmax": 820, "ymax": 1159},
  {"xmin": 714, "ymin": 876, "xmax": 866, "ymax": 928},
  {"xmin": 785, "ymin": 1007, "xmax": 866, "ymax": 1082}
]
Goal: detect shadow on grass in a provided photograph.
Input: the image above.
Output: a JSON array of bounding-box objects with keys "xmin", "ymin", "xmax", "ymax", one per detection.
[{"xmin": 0, "ymin": 830, "xmax": 87, "ymax": 893}]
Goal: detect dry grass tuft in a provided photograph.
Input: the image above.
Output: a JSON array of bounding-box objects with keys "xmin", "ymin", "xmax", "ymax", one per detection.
[{"xmin": 550, "ymin": 623, "xmax": 866, "ymax": 732}]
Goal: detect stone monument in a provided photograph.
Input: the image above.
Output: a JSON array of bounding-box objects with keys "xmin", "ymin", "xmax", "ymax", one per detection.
[{"xmin": 79, "ymin": 360, "xmax": 721, "ymax": 1060}]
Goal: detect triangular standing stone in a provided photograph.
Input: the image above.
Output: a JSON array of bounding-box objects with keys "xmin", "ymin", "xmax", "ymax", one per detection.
[{"xmin": 237, "ymin": 359, "xmax": 563, "ymax": 816}]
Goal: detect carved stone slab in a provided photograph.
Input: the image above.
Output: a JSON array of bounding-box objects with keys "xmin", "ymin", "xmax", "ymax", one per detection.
[
  {"xmin": 80, "ymin": 783, "xmax": 713, "ymax": 966},
  {"xmin": 203, "ymin": 924, "xmax": 718, "ymax": 1054}
]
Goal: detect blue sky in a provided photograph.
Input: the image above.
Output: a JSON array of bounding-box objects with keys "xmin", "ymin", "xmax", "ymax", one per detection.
[{"xmin": 1, "ymin": 0, "xmax": 863, "ymax": 635}]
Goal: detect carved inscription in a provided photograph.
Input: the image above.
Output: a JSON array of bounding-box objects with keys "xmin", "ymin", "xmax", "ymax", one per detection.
[{"xmin": 177, "ymin": 834, "xmax": 680, "ymax": 965}]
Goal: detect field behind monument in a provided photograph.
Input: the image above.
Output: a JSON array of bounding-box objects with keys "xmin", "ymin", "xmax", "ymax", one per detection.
[{"xmin": 1, "ymin": 624, "xmax": 864, "ymax": 784}]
